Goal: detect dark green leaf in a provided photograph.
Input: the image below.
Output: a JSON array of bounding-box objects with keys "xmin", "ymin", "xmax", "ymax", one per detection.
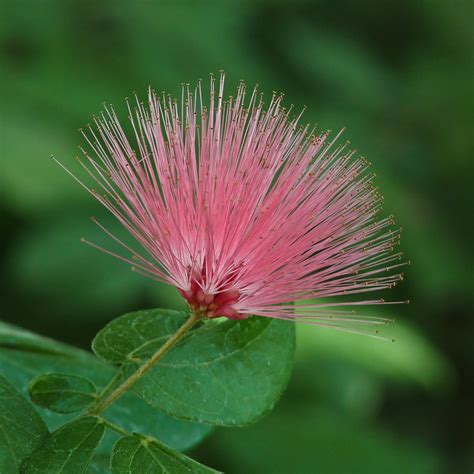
[
  {"xmin": 0, "ymin": 321, "xmax": 213, "ymax": 451},
  {"xmin": 29, "ymin": 374, "xmax": 97, "ymax": 414},
  {"xmin": 0, "ymin": 375, "xmax": 49, "ymax": 473},
  {"xmin": 105, "ymin": 393, "xmax": 212, "ymax": 453},
  {"xmin": 93, "ymin": 309, "xmax": 295, "ymax": 426},
  {"xmin": 22, "ymin": 416, "xmax": 105, "ymax": 473},
  {"xmin": 111, "ymin": 434, "xmax": 220, "ymax": 473}
]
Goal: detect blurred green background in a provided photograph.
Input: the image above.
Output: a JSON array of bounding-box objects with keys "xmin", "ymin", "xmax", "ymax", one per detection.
[{"xmin": 1, "ymin": 0, "xmax": 472, "ymax": 472}]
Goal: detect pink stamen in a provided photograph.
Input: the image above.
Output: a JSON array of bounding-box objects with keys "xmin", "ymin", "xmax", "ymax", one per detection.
[{"xmin": 64, "ymin": 73, "xmax": 406, "ymax": 335}]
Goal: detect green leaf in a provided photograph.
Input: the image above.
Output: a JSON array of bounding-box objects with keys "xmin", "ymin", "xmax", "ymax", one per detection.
[
  {"xmin": 92, "ymin": 309, "xmax": 187, "ymax": 364},
  {"xmin": 0, "ymin": 320, "xmax": 78, "ymax": 356},
  {"xmin": 88, "ymin": 454, "xmax": 111, "ymax": 474},
  {"xmin": 28, "ymin": 374, "xmax": 97, "ymax": 414},
  {"xmin": 0, "ymin": 375, "xmax": 49, "ymax": 473},
  {"xmin": 106, "ymin": 393, "xmax": 212, "ymax": 453},
  {"xmin": 0, "ymin": 321, "xmax": 213, "ymax": 452},
  {"xmin": 295, "ymin": 303, "xmax": 455, "ymax": 391},
  {"xmin": 93, "ymin": 309, "xmax": 295, "ymax": 426},
  {"xmin": 111, "ymin": 434, "xmax": 220, "ymax": 473},
  {"xmin": 22, "ymin": 416, "xmax": 105, "ymax": 473}
]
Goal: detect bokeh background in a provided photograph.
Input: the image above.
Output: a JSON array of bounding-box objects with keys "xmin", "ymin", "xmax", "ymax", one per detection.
[{"xmin": 1, "ymin": 1, "xmax": 473, "ymax": 472}]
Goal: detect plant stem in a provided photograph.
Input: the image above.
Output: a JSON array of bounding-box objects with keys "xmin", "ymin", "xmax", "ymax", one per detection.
[
  {"xmin": 96, "ymin": 370, "xmax": 123, "ymax": 400},
  {"xmin": 97, "ymin": 416, "xmax": 130, "ymax": 437},
  {"xmin": 89, "ymin": 311, "xmax": 202, "ymax": 415}
]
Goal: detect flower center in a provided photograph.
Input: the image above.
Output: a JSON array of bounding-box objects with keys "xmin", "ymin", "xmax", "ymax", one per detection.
[{"xmin": 178, "ymin": 279, "xmax": 243, "ymax": 320}]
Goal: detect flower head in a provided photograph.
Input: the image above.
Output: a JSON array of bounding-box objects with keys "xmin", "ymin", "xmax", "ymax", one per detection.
[{"xmin": 60, "ymin": 73, "xmax": 406, "ymax": 337}]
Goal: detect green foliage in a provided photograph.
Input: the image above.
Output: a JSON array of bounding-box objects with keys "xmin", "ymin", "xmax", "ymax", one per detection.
[
  {"xmin": 0, "ymin": 321, "xmax": 213, "ymax": 452},
  {"xmin": 28, "ymin": 374, "xmax": 98, "ymax": 414},
  {"xmin": 92, "ymin": 308, "xmax": 186, "ymax": 364},
  {"xmin": 111, "ymin": 434, "xmax": 220, "ymax": 473},
  {"xmin": 0, "ymin": 375, "xmax": 49, "ymax": 473},
  {"xmin": 295, "ymin": 306, "xmax": 455, "ymax": 391},
  {"xmin": 22, "ymin": 416, "xmax": 105, "ymax": 473},
  {"xmin": 93, "ymin": 309, "xmax": 295, "ymax": 426},
  {"xmin": 0, "ymin": 319, "xmax": 76, "ymax": 356},
  {"xmin": 0, "ymin": 306, "xmax": 295, "ymax": 472},
  {"xmin": 1, "ymin": 1, "xmax": 472, "ymax": 470}
]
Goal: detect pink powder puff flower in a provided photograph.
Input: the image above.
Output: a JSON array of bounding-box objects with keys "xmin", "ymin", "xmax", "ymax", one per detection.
[{"xmin": 57, "ymin": 73, "xmax": 407, "ymax": 338}]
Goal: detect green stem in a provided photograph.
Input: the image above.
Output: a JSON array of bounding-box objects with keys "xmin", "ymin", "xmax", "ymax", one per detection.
[
  {"xmin": 98, "ymin": 416, "xmax": 130, "ymax": 437},
  {"xmin": 96, "ymin": 370, "xmax": 123, "ymax": 400},
  {"xmin": 89, "ymin": 311, "xmax": 201, "ymax": 415}
]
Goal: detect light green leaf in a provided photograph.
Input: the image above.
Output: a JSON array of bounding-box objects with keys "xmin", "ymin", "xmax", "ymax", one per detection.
[
  {"xmin": 0, "ymin": 375, "xmax": 49, "ymax": 473},
  {"xmin": 111, "ymin": 434, "xmax": 220, "ymax": 473},
  {"xmin": 295, "ymin": 304, "xmax": 455, "ymax": 391},
  {"xmin": 0, "ymin": 321, "xmax": 213, "ymax": 452},
  {"xmin": 93, "ymin": 309, "xmax": 295, "ymax": 426},
  {"xmin": 29, "ymin": 374, "xmax": 97, "ymax": 414},
  {"xmin": 22, "ymin": 416, "xmax": 105, "ymax": 473}
]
